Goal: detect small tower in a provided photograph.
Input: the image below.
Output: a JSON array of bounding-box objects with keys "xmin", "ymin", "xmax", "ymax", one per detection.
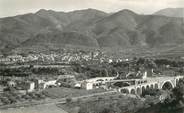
[{"xmin": 142, "ymin": 71, "xmax": 147, "ymax": 79}]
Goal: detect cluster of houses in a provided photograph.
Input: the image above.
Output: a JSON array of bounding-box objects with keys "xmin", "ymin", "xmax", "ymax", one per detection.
[
  {"xmin": 0, "ymin": 68, "xmax": 152, "ymax": 102},
  {"xmin": 0, "ymin": 74, "xmax": 118, "ymax": 94},
  {"xmin": 0, "ymin": 49, "xmax": 131, "ymax": 65},
  {"xmin": 0, "ymin": 50, "xmax": 99, "ymax": 64},
  {"xmin": 0, "ymin": 74, "xmax": 75, "ymax": 93},
  {"xmin": 0, "ymin": 54, "xmax": 39, "ymax": 64},
  {"xmin": 0, "ymin": 74, "xmax": 111, "ymax": 92}
]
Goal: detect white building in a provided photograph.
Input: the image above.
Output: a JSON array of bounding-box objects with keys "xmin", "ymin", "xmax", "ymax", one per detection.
[
  {"xmin": 27, "ymin": 82, "xmax": 35, "ymax": 92},
  {"xmin": 81, "ymin": 77, "xmax": 115, "ymax": 90},
  {"xmin": 43, "ymin": 80, "xmax": 57, "ymax": 89},
  {"xmin": 86, "ymin": 82, "xmax": 93, "ymax": 90}
]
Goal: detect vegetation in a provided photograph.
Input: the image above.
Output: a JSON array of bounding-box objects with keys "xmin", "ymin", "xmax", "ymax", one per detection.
[
  {"xmin": 1, "ymin": 57, "xmax": 184, "ymax": 80},
  {"xmin": 66, "ymin": 97, "xmax": 72, "ymax": 103},
  {"xmin": 142, "ymin": 88, "xmax": 162, "ymax": 97},
  {"xmin": 43, "ymin": 87, "xmax": 106, "ymax": 99},
  {"xmin": 137, "ymin": 79, "xmax": 184, "ymax": 113},
  {"xmin": 60, "ymin": 94, "xmax": 144, "ymax": 113},
  {"xmin": 0, "ymin": 91, "xmax": 46, "ymax": 105}
]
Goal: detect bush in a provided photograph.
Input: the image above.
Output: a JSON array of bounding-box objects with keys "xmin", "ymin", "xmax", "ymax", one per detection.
[
  {"xmin": 118, "ymin": 95, "xmax": 122, "ymax": 98},
  {"xmin": 97, "ymin": 97, "xmax": 103, "ymax": 101},
  {"xmin": 66, "ymin": 97, "xmax": 72, "ymax": 103},
  {"xmin": 1, "ymin": 98, "xmax": 11, "ymax": 105}
]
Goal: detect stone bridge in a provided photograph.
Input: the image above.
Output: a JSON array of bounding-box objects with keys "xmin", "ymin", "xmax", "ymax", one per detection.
[{"xmin": 110, "ymin": 76, "xmax": 184, "ymax": 95}]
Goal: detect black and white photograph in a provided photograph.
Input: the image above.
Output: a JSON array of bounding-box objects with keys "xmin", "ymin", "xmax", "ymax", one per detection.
[{"xmin": 0, "ymin": 0, "xmax": 184, "ymax": 113}]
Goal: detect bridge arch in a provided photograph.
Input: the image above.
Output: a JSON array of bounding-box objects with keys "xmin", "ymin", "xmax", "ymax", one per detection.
[
  {"xmin": 121, "ymin": 89, "xmax": 129, "ymax": 94},
  {"xmin": 130, "ymin": 89, "xmax": 136, "ymax": 94},
  {"xmin": 150, "ymin": 84, "xmax": 154, "ymax": 89},
  {"xmin": 136, "ymin": 88, "xmax": 141, "ymax": 95},
  {"xmin": 146, "ymin": 85, "xmax": 150, "ymax": 90},
  {"xmin": 155, "ymin": 83, "xmax": 158, "ymax": 89},
  {"xmin": 142, "ymin": 86, "xmax": 146, "ymax": 91},
  {"xmin": 142, "ymin": 86, "xmax": 146, "ymax": 94},
  {"xmin": 161, "ymin": 81, "xmax": 174, "ymax": 90}
]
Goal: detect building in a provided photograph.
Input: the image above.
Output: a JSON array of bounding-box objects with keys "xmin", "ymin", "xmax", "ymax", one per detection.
[
  {"xmin": 26, "ymin": 81, "xmax": 35, "ymax": 92},
  {"xmin": 43, "ymin": 80, "xmax": 57, "ymax": 89},
  {"xmin": 86, "ymin": 82, "xmax": 94, "ymax": 90},
  {"xmin": 7, "ymin": 81, "xmax": 16, "ymax": 87},
  {"xmin": 81, "ymin": 77, "xmax": 115, "ymax": 90}
]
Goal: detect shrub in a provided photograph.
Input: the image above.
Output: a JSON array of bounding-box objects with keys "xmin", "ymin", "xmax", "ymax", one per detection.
[{"xmin": 66, "ymin": 97, "xmax": 72, "ymax": 103}]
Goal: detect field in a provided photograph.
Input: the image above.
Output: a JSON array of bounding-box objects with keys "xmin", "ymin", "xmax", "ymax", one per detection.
[
  {"xmin": 1, "ymin": 104, "xmax": 67, "ymax": 113},
  {"xmin": 43, "ymin": 87, "xmax": 107, "ymax": 99},
  {"xmin": 58, "ymin": 93, "xmax": 145, "ymax": 113}
]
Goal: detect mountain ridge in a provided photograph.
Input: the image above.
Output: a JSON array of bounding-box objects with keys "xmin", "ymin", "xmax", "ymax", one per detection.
[
  {"xmin": 0, "ymin": 8, "xmax": 184, "ymax": 54},
  {"xmin": 154, "ymin": 8, "xmax": 184, "ymax": 18}
]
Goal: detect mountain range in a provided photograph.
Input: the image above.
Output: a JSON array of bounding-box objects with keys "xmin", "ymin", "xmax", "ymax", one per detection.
[
  {"xmin": 154, "ymin": 8, "xmax": 184, "ymax": 18},
  {"xmin": 0, "ymin": 8, "xmax": 184, "ymax": 55}
]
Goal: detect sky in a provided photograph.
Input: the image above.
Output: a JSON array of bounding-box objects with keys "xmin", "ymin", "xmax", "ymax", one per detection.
[{"xmin": 0, "ymin": 0, "xmax": 183, "ymax": 17}]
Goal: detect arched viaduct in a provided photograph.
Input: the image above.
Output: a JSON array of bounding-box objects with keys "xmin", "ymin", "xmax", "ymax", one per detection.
[{"xmin": 113, "ymin": 76, "xmax": 184, "ymax": 95}]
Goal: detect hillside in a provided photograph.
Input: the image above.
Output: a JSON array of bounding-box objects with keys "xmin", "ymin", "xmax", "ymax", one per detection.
[
  {"xmin": 0, "ymin": 8, "xmax": 184, "ymax": 54},
  {"xmin": 21, "ymin": 30, "xmax": 99, "ymax": 48}
]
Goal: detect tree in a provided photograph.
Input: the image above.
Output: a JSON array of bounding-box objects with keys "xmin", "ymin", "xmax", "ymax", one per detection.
[
  {"xmin": 159, "ymin": 79, "xmax": 184, "ymax": 113},
  {"xmin": 66, "ymin": 97, "xmax": 72, "ymax": 103},
  {"xmin": 172, "ymin": 79, "xmax": 184, "ymax": 102}
]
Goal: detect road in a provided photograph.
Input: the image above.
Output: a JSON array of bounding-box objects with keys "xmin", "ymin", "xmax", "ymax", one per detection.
[{"xmin": 4, "ymin": 64, "xmax": 71, "ymax": 69}]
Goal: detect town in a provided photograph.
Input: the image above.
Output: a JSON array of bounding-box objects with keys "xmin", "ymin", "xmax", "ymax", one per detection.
[
  {"xmin": 1, "ymin": 48, "xmax": 184, "ymax": 113},
  {"xmin": 0, "ymin": 0, "xmax": 184, "ymax": 112}
]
